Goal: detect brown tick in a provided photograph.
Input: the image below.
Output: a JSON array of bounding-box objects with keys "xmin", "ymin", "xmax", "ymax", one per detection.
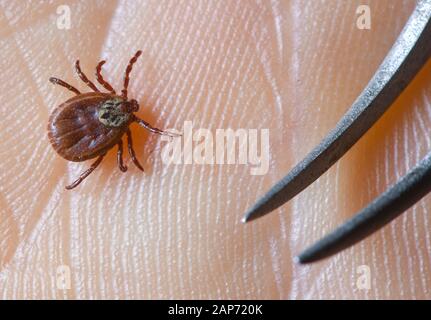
[{"xmin": 47, "ymin": 50, "xmax": 179, "ymax": 190}]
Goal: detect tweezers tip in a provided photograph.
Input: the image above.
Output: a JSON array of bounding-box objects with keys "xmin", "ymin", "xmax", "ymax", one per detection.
[
  {"xmin": 242, "ymin": 206, "xmax": 263, "ymax": 223},
  {"xmin": 295, "ymin": 252, "xmax": 316, "ymax": 264},
  {"xmin": 293, "ymin": 256, "xmax": 301, "ymax": 264},
  {"xmin": 242, "ymin": 211, "xmax": 254, "ymax": 223}
]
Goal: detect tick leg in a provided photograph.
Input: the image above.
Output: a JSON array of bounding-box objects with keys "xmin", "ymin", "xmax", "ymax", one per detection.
[
  {"xmin": 65, "ymin": 155, "xmax": 105, "ymax": 190},
  {"xmin": 121, "ymin": 50, "xmax": 142, "ymax": 99},
  {"xmin": 134, "ymin": 116, "xmax": 182, "ymax": 137},
  {"xmin": 117, "ymin": 139, "xmax": 128, "ymax": 172},
  {"xmin": 95, "ymin": 60, "xmax": 116, "ymax": 94},
  {"xmin": 75, "ymin": 60, "xmax": 100, "ymax": 92},
  {"xmin": 126, "ymin": 129, "xmax": 144, "ymax": 171},
  {"xmin": 49, "ymin": 77, "xmax": 81, "ymax": 95}
]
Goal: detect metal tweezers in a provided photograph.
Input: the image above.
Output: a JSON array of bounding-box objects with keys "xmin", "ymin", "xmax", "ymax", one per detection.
[{"xmin": 243, "ymin": 0, "xmax": 431, "ymax": 263}]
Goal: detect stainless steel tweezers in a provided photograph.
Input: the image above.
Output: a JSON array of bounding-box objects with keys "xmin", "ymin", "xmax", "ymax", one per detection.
[{"xmin": 243, "ymin": 0, "xmax": 431, "ymax": 263}]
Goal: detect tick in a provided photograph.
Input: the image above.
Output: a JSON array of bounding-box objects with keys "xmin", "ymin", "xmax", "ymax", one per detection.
[{"xmin": 47, "ymin": 50, "xmax": 179, "ymax": 190}]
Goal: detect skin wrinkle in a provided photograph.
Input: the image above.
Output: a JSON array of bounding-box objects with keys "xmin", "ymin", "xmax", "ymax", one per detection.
[
  {"xmin": 173, "ymin": 2, "xmax": 231, "ymax": 295},
  {"xmin": 250, "ymin": 8, "xmax": 283, "ymax": 118},
  {"xmin": 403, "ymin": 118, "xmax": 415, "ymax": 298},
  {"xmin": 0, "ymin": 1, "xmax": 53, "ymax": 36},
  {"xmin": 2, "ymin": 185, "xmax": 61, "ymax": 298},
  {"xmin": 392, "ymin": 127, "xmax": 405, "ymax": 297},
  {"xmin": 145, "ymin": 3, "xmax": 201, "ymax": 112},
  {"xmin": 1, "ymin": 0, "xmax": 431, "ymax": 299},
  {"xmin": 189, "ymin": 1, "xmax": 246, "ymax": 296},
  {"xmin": 175, "ymin": 2, "xmax": 235, "ymax": 130},
  {"xmin": 24, "ymin": 189, "xmax": 63, "ymax": 298},
  {"xmin": 245, "ymin": 2, "xmax": 292, "ymax": 297},
  {"xmin": 0, "ymin": 193, "xmax": 18, "ymax": 270},
  {"xmin": 420, "ymin": 202, "xmax": 431, "ymax": 293},
  {"xmin": 271, "ymin": 0, "xmax": 284, "ymax": 65},
  {"xmin": 143, "ymin": 4, "xmax": 193, "ymax": 106},
  {"xmin": 2, "ymin": 84, "xmax": 59, "ymax": 251},
  {"xmin": 412, "ymin": 209, "xmax": 427, "ymax": 292}
]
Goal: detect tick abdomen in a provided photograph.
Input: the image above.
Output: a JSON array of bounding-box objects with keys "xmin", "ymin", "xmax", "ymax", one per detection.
[{"xmin": 47, "ymin": 92, "xmax": 126, "ymax": 162}]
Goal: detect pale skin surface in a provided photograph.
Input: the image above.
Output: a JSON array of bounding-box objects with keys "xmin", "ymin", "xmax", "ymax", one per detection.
[{"xmin": 0, "ymin": 0, "xmax": 430, "ymax": 299}]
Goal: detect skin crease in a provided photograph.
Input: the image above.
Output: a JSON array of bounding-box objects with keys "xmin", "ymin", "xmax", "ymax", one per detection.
[{"xmin": 0, "ymin": 0, "xmax": 430, "ymax": 299}]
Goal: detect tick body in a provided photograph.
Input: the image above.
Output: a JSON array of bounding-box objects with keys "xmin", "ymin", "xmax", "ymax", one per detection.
[{"xmin": 47, "ymin": 51, "xmax": 179, "ymax": 190}]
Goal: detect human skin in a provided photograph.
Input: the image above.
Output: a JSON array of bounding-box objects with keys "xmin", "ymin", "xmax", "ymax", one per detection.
[{"xmin": 0, "ymin": 0, "xmax": 430, "ymax": 299}]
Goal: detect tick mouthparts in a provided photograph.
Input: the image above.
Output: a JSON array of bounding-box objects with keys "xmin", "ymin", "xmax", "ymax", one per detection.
[
  {"xmin": 120, "ymin": 104, "xmax": 130, "ymax": 113},
  {"xmin": 120, "ymin": 103, "xmax": 133, "ymax": 113},
  {"xmin": 120, "ymin": 99, "xmax": 139, "ymax": 113}
]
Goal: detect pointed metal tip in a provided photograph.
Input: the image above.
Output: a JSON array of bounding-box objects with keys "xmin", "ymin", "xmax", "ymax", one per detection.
[
  {"xmin": 293, "ymin": 255, "xmax": 316, "ymax": 264},
  {"xmin": 242, "ymin": 199, "xmax": 272, "ymax": 223},
  {"xmin": 243, "ymin": 182, "xmax": 295, "ymax": 223},
  {"xmin": 296, "ymin": 249, "xmax": 323, "ymax": 264},
  {"xmin": 242, "ymin": 207, "xmax": 260, "ymax": 223},
  {"xmin": 294, "ymin": 221, "xmax": 367, "ymax": 264}
]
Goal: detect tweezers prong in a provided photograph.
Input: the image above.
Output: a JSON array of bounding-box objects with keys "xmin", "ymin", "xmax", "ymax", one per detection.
[
  {"xmin": 243, "ymin": 0, "xmax": 431, "ymax": 223},
  {"xmin": 297, "ymin": 150, "xmax": 431, "ymax": 263}
]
